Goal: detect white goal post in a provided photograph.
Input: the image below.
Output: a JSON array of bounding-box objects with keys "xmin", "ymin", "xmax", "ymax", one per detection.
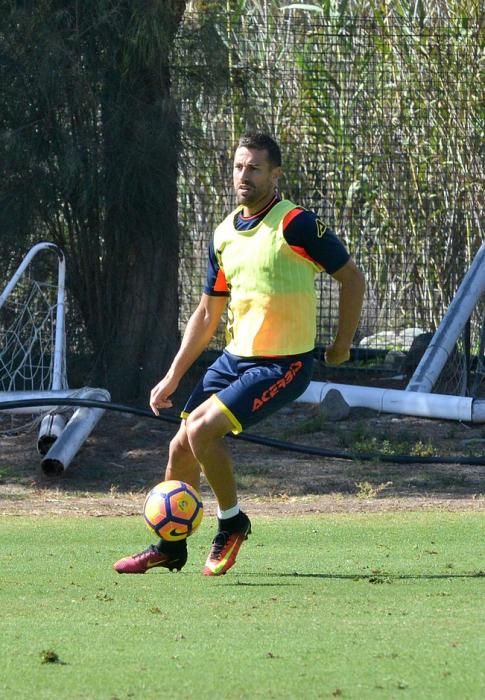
[
  {"xmin": 406, "ymin": 241, "xmax": 485, "ymax": 396},
  {"xmin": 0, "ymin": 241, "xmax": 67, "ymax": 393},
  {"xmin": 0, "ymin": 242, "xmax": 110, "ymax": 473}
]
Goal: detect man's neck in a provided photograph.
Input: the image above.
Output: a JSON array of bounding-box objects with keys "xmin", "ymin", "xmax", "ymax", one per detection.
[{"xmin": 240, "ymin": 194, "xmax": 279, "ymax": 220}]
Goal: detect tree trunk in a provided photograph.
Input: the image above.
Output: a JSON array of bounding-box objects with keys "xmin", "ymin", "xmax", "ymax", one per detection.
[
  {"xmin": 99, "ymin": 97, "xmax": 181, "ymax": 398},
  {"xmin": 94, "ymin": 3, "xmax": 185, "ymax": 399},
  {"xmin": 76, "ymin": 1, "xmax": 187, "ymax": 399}
]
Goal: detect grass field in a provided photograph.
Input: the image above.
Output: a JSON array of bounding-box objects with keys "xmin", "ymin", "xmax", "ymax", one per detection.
[{"xmin": 1, "ymin": 512, "xmax": 484, "ymax": 699}]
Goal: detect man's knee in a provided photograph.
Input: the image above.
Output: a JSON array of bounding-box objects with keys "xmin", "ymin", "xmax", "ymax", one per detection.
[
  {"xmin": 168, "ymin": 425, "xmax": 192, "ymax": 460},
  {"xmin": 184, "ymin": 412, "xmax": 209, "ymax": 448},
  {"xmin": 185, "ymin": 403, "xmax": 232, "ymax": 450}
]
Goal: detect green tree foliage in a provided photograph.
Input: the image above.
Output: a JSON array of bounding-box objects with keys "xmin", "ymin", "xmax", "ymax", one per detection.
[{"xmin": 0, "ymin": 0, "xmax": 187, "ymax": 398}]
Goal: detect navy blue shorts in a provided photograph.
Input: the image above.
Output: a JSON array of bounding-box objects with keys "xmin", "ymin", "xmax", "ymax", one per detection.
[{"xmin": 181, "ymin": 349, "xmax": 314, "ymax": 433}]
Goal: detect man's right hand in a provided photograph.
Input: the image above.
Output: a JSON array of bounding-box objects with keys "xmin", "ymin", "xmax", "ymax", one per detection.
[{"xmin": 149, "ymin": 375, "xmax": 179, "ymax": 415}]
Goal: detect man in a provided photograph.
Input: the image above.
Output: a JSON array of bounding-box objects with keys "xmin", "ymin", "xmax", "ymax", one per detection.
[{"xmin": 114, "ymin": 132, "xmax": 365, "ymax": 576}]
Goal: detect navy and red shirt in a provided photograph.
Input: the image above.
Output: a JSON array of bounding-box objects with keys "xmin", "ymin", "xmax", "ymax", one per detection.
[{"xmin": 204, "ymin": 195, "xmax": 350, "ymax": 295}]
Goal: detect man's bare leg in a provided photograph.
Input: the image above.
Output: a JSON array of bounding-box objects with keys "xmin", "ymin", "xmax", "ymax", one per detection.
[
  {"xmin": 164, "ymin": 422, "xmax": 202, "ymax": 492},
  {"xmin": 113, "ymin": 423, "xmax": 200, "ymax": 574},
  {"xmin": 185, "ymin": 399, "xmax": 251, "ymax": 576},
  {"xmin": 184, "ymin": 400, "xmax": 237, "ymax": 510}
]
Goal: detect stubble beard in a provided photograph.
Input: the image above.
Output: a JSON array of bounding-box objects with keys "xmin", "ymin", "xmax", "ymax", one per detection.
[{"xmin": 236, "ymin": 186, "xmax": 255, "ymax": 206}]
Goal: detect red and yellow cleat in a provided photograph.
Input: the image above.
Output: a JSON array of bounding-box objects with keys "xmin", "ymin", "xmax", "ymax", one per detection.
[
  {"xmin": 203, "ymin": 512, "xmax": 251, "ymax": 576},
  {"xmin": 113, "ymin": 544, "xmax": 187, "ymax": 574}
]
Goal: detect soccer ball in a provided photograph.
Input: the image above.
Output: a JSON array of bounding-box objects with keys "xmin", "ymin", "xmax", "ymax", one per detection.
[{"xmin": 143, "ymin": 480, "xmax": 203, "ymax": 542}]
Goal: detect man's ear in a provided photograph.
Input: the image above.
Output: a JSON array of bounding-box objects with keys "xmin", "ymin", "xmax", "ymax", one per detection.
[{"xmin": 272, "ymin": 166, "xmax": 282, "ymax": 185}]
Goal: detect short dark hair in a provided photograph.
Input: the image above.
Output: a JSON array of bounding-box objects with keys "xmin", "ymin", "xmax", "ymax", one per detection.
[{"xmin": 237, "ymin": 132, "xmax": 282, "ymax": 167}]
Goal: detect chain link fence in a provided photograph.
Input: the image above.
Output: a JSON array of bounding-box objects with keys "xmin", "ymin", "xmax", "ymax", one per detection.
[{"xmin": 172, "ymin": 9, "xmax": 483, "ymax": 395}]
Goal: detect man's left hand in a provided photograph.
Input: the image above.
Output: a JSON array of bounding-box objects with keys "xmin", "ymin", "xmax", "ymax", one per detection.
[{"xmin": 324, "ymin": 344, "xmax": 350, "ymax": 366}]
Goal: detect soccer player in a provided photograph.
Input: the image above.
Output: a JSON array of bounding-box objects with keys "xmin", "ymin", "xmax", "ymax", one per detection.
[{"xmin": 114, "ymin": 132, "xmax": 365, "ymax": 576}]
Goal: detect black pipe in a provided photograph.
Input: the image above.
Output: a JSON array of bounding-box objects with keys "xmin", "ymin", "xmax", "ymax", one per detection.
[{"xmin": 1, "ymin": 397, "xmax": 484, "ymax": 466}]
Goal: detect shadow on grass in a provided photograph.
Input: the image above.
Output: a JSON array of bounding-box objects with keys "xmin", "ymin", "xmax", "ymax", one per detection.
[{"xmin": 226, "ymin": 571, "xmax": 485, "ymax": 584}]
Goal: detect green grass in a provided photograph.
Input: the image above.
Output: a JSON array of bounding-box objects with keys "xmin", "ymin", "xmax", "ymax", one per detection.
[{"xmin": 1, "ymin": 513, "xmax": 484, "ymax": 699}]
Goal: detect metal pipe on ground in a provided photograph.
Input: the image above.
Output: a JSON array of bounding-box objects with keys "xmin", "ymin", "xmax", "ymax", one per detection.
[
  {"xmin": 40, "ymin": 388, "xmax": 111, "ymax": 475},
  {"xmin": 37, "ymin": 414, "xmax": 67, "ymax": 456},
  {"xmin": 296, "ymin": 381, "xmax": 485, "ymax": 423}
]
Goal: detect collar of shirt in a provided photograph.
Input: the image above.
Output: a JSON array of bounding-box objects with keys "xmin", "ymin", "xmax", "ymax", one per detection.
[{"xmin": 234, "ymin": 195, "xmax": 280, "ymax": 231}]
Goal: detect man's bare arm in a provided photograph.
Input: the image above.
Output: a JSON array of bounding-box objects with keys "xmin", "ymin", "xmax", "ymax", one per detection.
[
  {"xmin": 325, "ymin": 259, "xmax": 365, "ymax": 366},
  {"xmin": 150, "ymin": 294, "xmax": 228, "ymax": 413}
]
